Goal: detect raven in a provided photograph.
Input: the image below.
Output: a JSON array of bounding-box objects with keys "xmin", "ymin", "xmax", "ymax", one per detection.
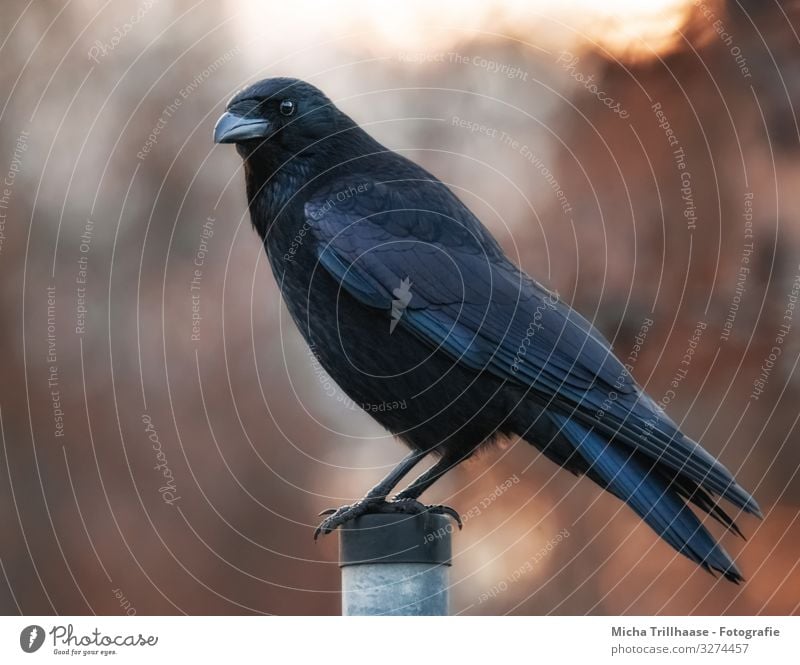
[{"xmin": 214, "ymin": 77, "xmax": 761, "ymax": 582}]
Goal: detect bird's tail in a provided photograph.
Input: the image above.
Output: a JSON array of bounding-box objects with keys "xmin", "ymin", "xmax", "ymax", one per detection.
[{"xmin": 548, "ymin": 412, "xmax": 744, "ymax": 582}]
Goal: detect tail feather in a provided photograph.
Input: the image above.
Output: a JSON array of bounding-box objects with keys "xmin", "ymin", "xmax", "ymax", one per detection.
[
  {"xmin": 549, "ymin": 413, "xmax": 744, "ymax": 583},
  {"xmin": 663, "ymin": 473, "xmax": 746, "ymax": 540}
]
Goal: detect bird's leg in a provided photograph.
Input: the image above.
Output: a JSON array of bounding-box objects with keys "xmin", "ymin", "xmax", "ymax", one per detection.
[
  {"xmin": 393, "ymin": 456, "xmax": 459, "ymax": 500},
  {"xmin": 314, "ymin": 449, "xmax": 426, "ymax": 539},
  {"xmin": 361, "ymin": 449, "xmax": 427, "ymax": 501},
  {"xmin": 389, "ymin": 455, "xmax": 466, "ymax": 528}
]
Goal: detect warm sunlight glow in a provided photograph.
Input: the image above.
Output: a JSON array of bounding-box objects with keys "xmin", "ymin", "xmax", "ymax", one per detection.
[{"xmin": 233, "ymin": 0, "xmax": 703, "ymax": 63}]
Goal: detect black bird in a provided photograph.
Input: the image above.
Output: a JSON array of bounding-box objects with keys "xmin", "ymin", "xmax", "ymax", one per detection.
[{"xmin": 214, "ymin": 77, "xmax": 761, "ymax": 582}]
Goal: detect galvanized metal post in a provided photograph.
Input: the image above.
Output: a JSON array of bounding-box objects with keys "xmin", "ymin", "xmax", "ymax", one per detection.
[{"xmin": 339, "ymin": 512, "xmax": 453, "ymax": 615}]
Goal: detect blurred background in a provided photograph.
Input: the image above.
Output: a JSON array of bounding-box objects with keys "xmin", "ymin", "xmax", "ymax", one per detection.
[{"xmin": 0, "ymin": 0, "xmax": 798, "ymax": 615}]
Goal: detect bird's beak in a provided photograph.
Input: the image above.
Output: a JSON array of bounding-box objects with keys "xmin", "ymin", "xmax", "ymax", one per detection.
[{"xmin": 213, "ymin": 111, "xmax": 271, "ymax": 144}]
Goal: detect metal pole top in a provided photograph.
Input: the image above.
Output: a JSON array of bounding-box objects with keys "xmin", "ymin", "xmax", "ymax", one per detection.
[
  {"xmin": 339, "ymin": 512, "xmax": 453, "ymax": 567},
  {"xmin": 339, "ymin": 512, "xmax": 454, "ymax": 615}
]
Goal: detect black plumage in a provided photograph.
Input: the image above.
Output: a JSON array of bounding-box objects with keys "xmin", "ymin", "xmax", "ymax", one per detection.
[{"xmin": 214, "ymin": 77, "xmax": 761, "ymax": 582}]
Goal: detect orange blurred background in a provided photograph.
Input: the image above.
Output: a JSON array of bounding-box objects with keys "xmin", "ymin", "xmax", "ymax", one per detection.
[{"xmin": 0, "ymin": 0, "xmax": 798, "ymax": 615}]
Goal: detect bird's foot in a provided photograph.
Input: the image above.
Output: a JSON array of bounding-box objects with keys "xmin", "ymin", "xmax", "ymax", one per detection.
[
  {"xmin": 314, "ymin": 498, "xmax": 382, "ymax": 540},
  {"xmin": 382, "ymin": 497, "xmax": 463, "ymax": 529},
  {"xmin": 314, "ymin": 497, "xmax": 462, "ymax": 539}
]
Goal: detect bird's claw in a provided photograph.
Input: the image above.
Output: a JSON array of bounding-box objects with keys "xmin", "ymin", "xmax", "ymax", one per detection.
[
  {"xmin": 427, "ymin": 504, "xmax": 463, "ymax": 529},
  {"xmin": 314, "ymin": 497, "xmax": 462, "ymax": 539},
  {"xmin": 314, "ymin": 499, "xmax": 380, "ymax": 540},
  {"xmin": 390, "ymin": 498, "xmax": 463, "ymax": 529}
]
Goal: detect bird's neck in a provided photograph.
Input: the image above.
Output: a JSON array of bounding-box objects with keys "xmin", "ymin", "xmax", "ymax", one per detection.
[
  {"xmin": 241, "ymin": 150, "xmax": 306, "ymax": 237},
  {"xmin": 243, "ymin": 126, "xmax": 382, "ymax": 243}
]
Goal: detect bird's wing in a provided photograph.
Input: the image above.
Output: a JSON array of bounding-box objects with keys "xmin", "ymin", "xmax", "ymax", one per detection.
[
  {"xmin": 304, "ymin": 177, "xmax": 760, "ymax": 515},
  {"xmin": 306, "ymin": 178, "xmax": 630, "ymax": 393}
]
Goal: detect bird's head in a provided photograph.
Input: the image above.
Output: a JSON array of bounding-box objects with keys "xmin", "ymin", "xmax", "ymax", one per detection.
[{"xmin": 213, "ymin": 77, "xmax": 351, "ymax": 159}]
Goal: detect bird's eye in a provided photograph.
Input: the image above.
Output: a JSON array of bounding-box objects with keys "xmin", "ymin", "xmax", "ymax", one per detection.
[{"xmin": 279, "ymin": 99, "xmax": 296, "ymax": 116}]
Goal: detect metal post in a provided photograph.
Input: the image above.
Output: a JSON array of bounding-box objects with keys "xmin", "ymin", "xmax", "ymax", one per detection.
[{"xmin": 339, "ymin": 512, "xmax": 453, "ymax": 615}]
